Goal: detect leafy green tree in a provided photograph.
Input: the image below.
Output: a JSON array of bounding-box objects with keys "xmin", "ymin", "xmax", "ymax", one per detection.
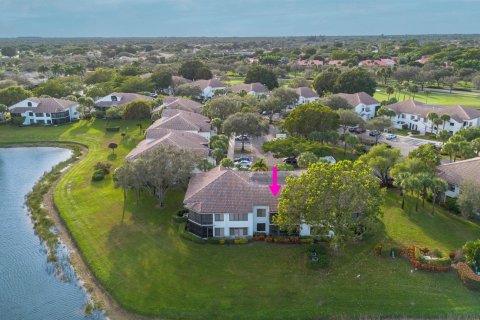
[
  {"xmin": 457, "ymin": 180, "xmax": 480, "ymax": 218},
  {"xmin": 212, "ymin": 148, "xmax": 226, "ymax": 165},
  {"xmin": 204, "ymin": 95, "xmax": 242, "ymax": 120},
  {"xmin": 297, "ymin": 151, "xmax": 318, "ymax": 168},
  {"xmin": 211, "ymin": 118, "xmax": 223, "ymax": 134},
  {"xmin": 463, "ymin": 240, "xmax": 480, "ymax": 268},
  {"xmin": 259, "ymin": 97, "xmax": 282, "ymax": 124},
  {"xmin": 117, "ymin": 77, "xmax": 153, "ymax": 93},
  {"xmin": 385, "ymin": 86, "xmax": 395, "ymax": 100},
  {"xmin": 335, "ymin": 68, "xmax": 377, "ymax": 96},
  {"xmin": 283, "ymin": 102, "xmax": 339, "ymax": 138},
  {"xmin": 179, "ymin": 60, "xmax": 212, "ymax": 80},
  {"xmin": 408, "ymin": 143, "xmax": 441, "ymax": 167},
  {"xmin": 359, "ymin": 144, "xmax": 401, "ymax": 187},
  {"xmin": 320, "ymin": 95, "xmax": 351, "ymax": 110},
  {"xmin": 174, "ymin": 84, "xmax": 202, "ymax": 99},
  {"xmin": 223, "ymin": 112, "xmax": 268, "ymax": 151},
  {"xmin": 312, "ymin": 71, "xmax": 339, "ymax": 96},
  {"xmin": 244, "ymin": 65, "xmax": 278, "ymax": 90},
  {"xmin": 0, "ymin": 85, "xmax": 32, "ymax": 106},
  {"xmin": 251, "ymin": 158, "xmax": 269, "ymax": 172},
  {"xmin": 276, "ymin": 161, "xmax": 383, "ymax": 248},
  {"xmin": 220, "ymin": 158, "xmax": 234, "ymax": 168},
  {"xmin": 123, "ymin": 99, "xmax": 153, "ymax": 120},
  {"xmin": 108, "ymin": 142, "xmax": 118, "ymax": 154},
  {"xmin": 1, "ymin": 46, "xmax": 17, "ymax": 57},
  {"xmin": 471, "ymin": 137, "xmax": 480, "ymax": 156},
  {"xmin": 342, "ymin": 134, "xmax": 360, "ymax": 159},
  {"xmin": 0, "ymin": 104, "xmax": 7, "ymax": 121},
  {"xmin": 337, "ymin": 109, "xmax": 365, "ymax": 133},
  {"xmin": 33, "ymin": 78, "xmax": 78, "ymax": 98},
  {"xmin": 209, "ymin": 134, "xmax": 229, "ymax": 150},
  {"xmin": 151, "ymin": 70, "xmax": 172, "ymax": 90},
  {"xmin": 271, "ymin": 87, "xmax": 299, "ymax": 109},
  {"xmin": 84, "ymin": 68, "xmax": 116, "ymax": 84},
  {"xmin": 377, "ymin": 106, "xmax": 396, "ymax": 119}
]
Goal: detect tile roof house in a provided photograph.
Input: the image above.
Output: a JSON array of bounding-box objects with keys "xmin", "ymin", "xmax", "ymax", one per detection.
[
  {"xmin": 226, "ymin": 82, "xmax": 270, "ymax": 96},
  {"xmin": 191, "ymin": 79, "xmax": 226, "ymax": 99},
  {"xmin": 327, "ymin": 60, "xmax": 344, "ymax": 66},
  {"xmin": 332, "ymin": 92, "xmax": 380, "ymax": 120},
  {"xmin": 125, "ymin": 130, "xmax": 209, "ymax": 161},
  {"xmin": 386, "ymin": 100, "xmax": 480, "ymax": 134},
  {"xmin": 296, "ymin": 87, "xmax": 319, "ymax": 105},
  {"xmin": 146, "ymin": 109, "xmax": 212, "ymax": 140},
  {"xmin": 184, "ymin": 167, "xmax": 309, "ymax": 238},
  {"xmin": 297, "ymin": 59, "xmax": 324, "ymax": 66},
  {"xmin": 9, "ymin": 97, "xmax": 79, "ymax": 125},
  {"xmin": 94, "ymin": 92, "xmax": 153, "ymax": 111},
  {"xmin": 358, "ymin": 59, "xmax": 396, "ymax": 67},
  {"xmin": 437, "ymin": 157, "xmax": 480, "ymax": 199},
  {"xmin": 154, "ymin": 96, "xmax": 203, "ymax": 114}
]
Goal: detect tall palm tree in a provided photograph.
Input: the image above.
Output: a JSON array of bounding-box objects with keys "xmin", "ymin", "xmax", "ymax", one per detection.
[
  {"xmin": 385, "ymin": 86, "xmax": 394, "ymax": 100},
  {"xmin": 440, "ymin": 114, "xmax": 451, "ymax": 129},
  {"xmin": 429, "ymin": 178, "xmax": 448, "ymax": 215},
  {"xmin": 427, "ymin": 112, "xmax": 439, "ymax": 134}
]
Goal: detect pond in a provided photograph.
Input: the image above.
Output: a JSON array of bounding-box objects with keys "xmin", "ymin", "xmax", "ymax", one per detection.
[{"xmin": 0, "ymin": 147, "xmax": 104, "ymax": 319}]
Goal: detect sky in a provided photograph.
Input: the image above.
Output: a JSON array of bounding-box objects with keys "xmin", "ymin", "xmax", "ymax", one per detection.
[{"xmin": 0, "ymin": 0, "xmax": 479, "ymax": 37}]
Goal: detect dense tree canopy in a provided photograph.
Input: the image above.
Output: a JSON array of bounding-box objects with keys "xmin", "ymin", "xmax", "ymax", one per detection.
[
  {"xmin": 335, "ymin": 68, "xmax": 377, "ymax": 96},
  {"xmin": 150, "ymin": 70, "xmax": 173, "ymax": 89},
  {"xmin": 179, "ymin": 60, "xmax": 212, "ymax": 80},
  {"xmin": 276, "ymin": 161, "xmax": 383, "ymax": 247},
  {"xmin": 359, "ymin": 144, "xmax": 401, "ymax": 187},
  {"xmin": 203, "ymin": 95, "xmax": 242, "ymax": 120},
  {"xmin": 0, "ymin": 85, "xmax": 32, "ymax": 106},
  {"xmin": 122, "ymin": 99, "xmax": 153, "ymax": 120},
  {"xmin": 223, "ymin": 112, "xmax": 268, "ymax": 150},
  {"xmin": 312, "ymin": 71, "xmax": 339, "ymax": 96},
  {"xmin": 244, "ymin": 65, "xmax": 279, "ymax": 90},
  {"xmin": 283, "ymin": 102, "xmax": 339, "ymax": 137}
]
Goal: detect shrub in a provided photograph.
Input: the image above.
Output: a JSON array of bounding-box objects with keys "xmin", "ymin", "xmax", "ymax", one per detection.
[
  {"xmin": 444, "ymin": 197, "xmax": 460, "ymax": 214},
  {"xmin": 178, "ymin": 223, "xmax": 205, "ymax": 244},
  {"xmin": 300, "ymin": 237, "xmax": 314, "ymax": 244},
  {"xmin": 95, "ymin": 111, "xmax": 105, "ymax": 119},
  {"xmin": 432, "ymin": 248, "xmax": 443, "ymax": 258},
  {"xmin": 106, "ymin": 126, "xmax": 120, "ymax": 132},
  {"xmin": 429, "ymin": 257, "xmax": 451, "ymax": 267},
  {"xmin": 91, "ymin": 170, "xmax": 106, "ymax": 181},
  {"xmin": 172, "ymin": 216, "xmax": 188, "ymax": 224},
  {"xmin": 176, "ymin": 208, "xmax": 189, "ymax": 217},
  {"xmin": 456, "ymin": 262, "xmax": 480, "ymax": 291},
  {"xmin": 381, "ymin": 247, "xmax": 392, "ymax": 258},
  {"xmin": 234, "ymin": 238, "xmax": 249, "ymax": 244},
  {"xmin": 94, "ymin": 161, "xmax": 112, "ymax": 174}
]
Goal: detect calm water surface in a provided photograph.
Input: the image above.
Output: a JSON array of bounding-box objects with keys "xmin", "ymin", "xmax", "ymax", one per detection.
[{"xmin": 0, "ymin": 147, "xmax": 104, "ymax": 320}]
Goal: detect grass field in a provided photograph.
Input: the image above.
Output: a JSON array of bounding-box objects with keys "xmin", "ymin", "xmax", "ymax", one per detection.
[
  {"xmin": 374, "ymin": 88, "xmax": 480, "ymax": 109},
  {"xmin": 2, "ymin": 120, "xmax": 480, "ymax": 319}
]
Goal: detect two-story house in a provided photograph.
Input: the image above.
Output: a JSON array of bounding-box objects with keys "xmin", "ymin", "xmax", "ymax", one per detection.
[
  {"xmin": 437, "ymin": 157, "xmax": 480, "ymax": 199},
  {"xmin": 9, "ymin": 97, "xmax": 79, "ymax": 125},
  {"xmin": 332, "ymin": 92, "xmax": 380, "ymax": 120},
  {"xmin": 295, "ymin": 87, "xmax": 320, "ymax": 105},
  {"xmin": 386, "ymin": 100, "xmax": 480, "ymax": 134},
  {"xmin": 183, "ymin": 168, "xmax": 309, "ymax": 239},
  {"xmin": 191, "ymin": 79, "xmax": 226, "ymax": 99},
  {"xmin": 154, "ymin": 96, "xmax": 203, "ymax": 114}
]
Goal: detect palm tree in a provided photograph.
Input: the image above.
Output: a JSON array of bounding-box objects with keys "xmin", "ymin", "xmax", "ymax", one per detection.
[
  {"xmin": 416, "ymin": 172, "xmax": 433, "ymax": 208},
  {"xmin": 211, "ymin": 118, "xmax": 223, "ymax": 134},
  {"xmin": 433, "ymin": 118, "xmax": 443, "ymax": 134},
  {"xmin": 114, "ymin": 165, "xmax": 132, "ymax": 223},
  {"xmin": 440, "ymin": 114, "xmax": 451, "ymax": 129},
  {"xmin": 409, "ymin": 84, "xmax": 419, "ymax": 100},
  {"xmin": 385, "ymin": 86, "xmax": 394, "ymax": 100},
  {"xmin": 437, "ymin": 130, "xmax": 452, "ymax": 146},
  {"xmin": 0, "ymin": 104, "xmax": 7, "ymax": 122},
  {"xmin": 427, "ymin": 112, "xmax": 439, "ymax": 134},
  {"xmin": 429, "ymin": 178, "xmax": 448, "ymax": 215},
  {"xmin": 251, "ymin": 158, "xmax": 269, "ymax": 172}
]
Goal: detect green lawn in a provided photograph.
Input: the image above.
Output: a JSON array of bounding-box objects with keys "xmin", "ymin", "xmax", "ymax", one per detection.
[
  {"xmin": 374, "ymin": 88, "xmax": 480, "ymax": 109},
  {"xmin": 2, "ymin": 120, "xmax": 480, "ymax": 319}
]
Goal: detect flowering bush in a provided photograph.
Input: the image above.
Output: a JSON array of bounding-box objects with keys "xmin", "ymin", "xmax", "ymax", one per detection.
[{"xmin": 406, "ymin": 245, "xmax": 451, "ymax": 272}]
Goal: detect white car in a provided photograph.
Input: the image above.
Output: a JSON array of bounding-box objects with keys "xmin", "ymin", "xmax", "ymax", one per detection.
[{"xmin": 386, "ymin": 133, "xmax": 397, "ymax": 140}]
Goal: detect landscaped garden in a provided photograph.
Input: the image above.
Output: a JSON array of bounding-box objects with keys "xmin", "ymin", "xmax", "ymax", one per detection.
[{"xmin": 2, "ymin": 119, "xmax": 480, "ymax": 319}]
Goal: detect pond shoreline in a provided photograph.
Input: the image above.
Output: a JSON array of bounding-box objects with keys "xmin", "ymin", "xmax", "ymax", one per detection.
[{"xmin": 1, "ymin": 142, "xmax": 150, "ymax": 320}]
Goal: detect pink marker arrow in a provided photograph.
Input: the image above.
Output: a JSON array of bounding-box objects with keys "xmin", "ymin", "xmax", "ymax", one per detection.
[{"xmin": 269, "ymin": 165, "xmax": 282, "ymax": 197}]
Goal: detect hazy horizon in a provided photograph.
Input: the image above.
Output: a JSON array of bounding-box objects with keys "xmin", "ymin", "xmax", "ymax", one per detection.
[{"xmin": 1, "ymin": 0, "xmax": 479, "ymax": 38}]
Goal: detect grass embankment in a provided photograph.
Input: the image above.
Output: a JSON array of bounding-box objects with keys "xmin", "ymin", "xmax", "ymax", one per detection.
[
  {"xmin": 374, "ymin": 88, "xmax": 480, "ymax": 109},
  {"xmin": 2, "ymin": 120, "xmax": 480, "ymax": 319}
]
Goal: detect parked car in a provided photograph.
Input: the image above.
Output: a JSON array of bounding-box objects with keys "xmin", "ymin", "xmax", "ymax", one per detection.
[
  {"xmin": 235, "ymin": 135, "xmax": 249, "ymax": 141},
  {"xmin": 319, "ymin": 156, "xmax": 336, "ymax": 164},
  {"xmin": 386, "ymin": 133, "xmax": 397, "ymax": 140},
  {"xmin": 348, "ymin": 127, "xmax": 357, "ymax": 133},
  {"xmin": 238, "ymin": 160, "xmax": 252, "ymax": 168},
  {"xmin": 369, "ymin": 130, "xmax": 381, "ymax": 137},
  {"xmin": 234, "ymin": 156, "xmax": 251, "ymax": 163},
  {"xmin": 354, "ymin": 127, "xmax": 366, "ymax": 134},
  {"xmin": 283, "ymin": 156, "xmax": 298, "ymax": 167}
]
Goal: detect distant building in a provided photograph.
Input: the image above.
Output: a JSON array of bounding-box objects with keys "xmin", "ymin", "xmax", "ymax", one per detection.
[
  {"xmin": 227, "ymin": 82, "xmax": 270, "ymax": 96},
  {"xmin": 386, "ymin": 100, "xmax": 480, "ymax": 134},
  {"xmin": 146, "ymin": 109, "xmax": 213, "ymax": 140},
  {"xmin": 295, "ymin": 87, "xmax": 319, "ymax": 105},
  {"xmin": 437, "ymin": 157, "xmax": 480, "ymax": 199},
  {"xmin": 358, "ymin": 58, "xmax": 396, "ymax": 67},
  {"xmin": 297, "ymin": 59, "xmax": 323, "ymax": 66},
  {"xmin": 327, "ymin": 60, "xmax": 344, "ymax": 66},
  {"xmin": 191, "ymin": 79, "xmax": 226, "ymax": 99},
  {"xmin": 9, "ymin": 97, "xmax": 79, "ymax": 125},
  {"xmin": 332, "ymin": 92, "xmax": 380, "ymax": 120},
  {"xmin": 154, "ymin": 96, "xmax": 203, "ymax": 114},
  {"xmin": 94, "ymin": 92, "xmax": 153, "ymax": 112}
]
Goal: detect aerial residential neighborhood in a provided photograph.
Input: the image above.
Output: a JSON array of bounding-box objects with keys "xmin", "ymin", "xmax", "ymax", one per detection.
[{"xmin": 1, "ymin": 1, "xmax": 480, "ymax": 320}]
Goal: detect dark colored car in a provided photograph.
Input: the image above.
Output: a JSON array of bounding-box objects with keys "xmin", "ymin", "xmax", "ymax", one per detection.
[
  {"xmin": 283, "ymin": 156, "xmax": 298, "ymax": 167},
  {"xmin": 348, "ymin": 127, "xmax": 357, "ymax": 133},
  {"xmin": 369, "ymin": 130, "xmax": 381, "ymax": 137},
  {"xmin": 355, "ymin": 127, "xmax": 366, "ymax": 134}
]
